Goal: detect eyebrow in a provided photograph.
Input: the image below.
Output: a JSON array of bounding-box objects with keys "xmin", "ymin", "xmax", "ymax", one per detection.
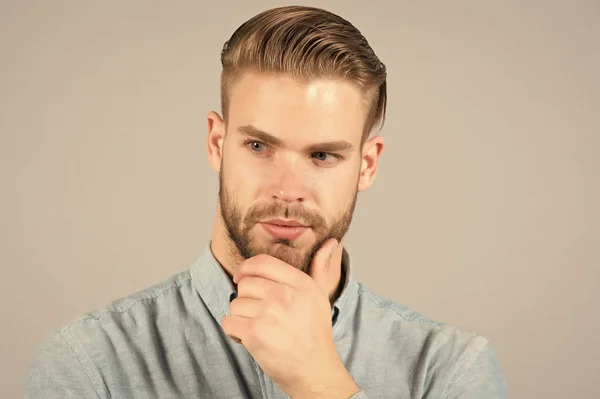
[{"xmin": 237, "ymin": 125, "xmax": 355, "ymax": 153}]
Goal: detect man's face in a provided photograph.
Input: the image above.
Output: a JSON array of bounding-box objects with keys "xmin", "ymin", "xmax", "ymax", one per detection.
[{"xmin": 217, "ymin": 72, "xmax": 369, "ymax": 272}]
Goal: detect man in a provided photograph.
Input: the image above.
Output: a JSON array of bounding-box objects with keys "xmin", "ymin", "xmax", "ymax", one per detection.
[{"xmin": 25, "ymin": 5, "xmax": 507, "ymax": 398}]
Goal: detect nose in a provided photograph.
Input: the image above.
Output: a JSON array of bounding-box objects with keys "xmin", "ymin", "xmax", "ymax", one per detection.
[
  {"xmin": 270, "ymin": 160, "xmax": 308, "ymax": 204},
  {"xmin": 273, "ymin": 188, "xmax": 305, "ymax": 203}
]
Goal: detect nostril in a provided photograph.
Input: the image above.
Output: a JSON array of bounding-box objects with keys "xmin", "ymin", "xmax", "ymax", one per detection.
[{"xmin": 273, "ymin": 195, "xmax": 304, "ymax": 203}]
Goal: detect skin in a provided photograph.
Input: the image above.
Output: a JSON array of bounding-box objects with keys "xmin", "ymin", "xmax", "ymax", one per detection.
[{"xmin": 206, "ymin": 71, "xmax": 384, "ymax": 398}]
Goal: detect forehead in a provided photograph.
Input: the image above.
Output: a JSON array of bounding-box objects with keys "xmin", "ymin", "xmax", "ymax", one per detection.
[{"xmin": 227, "ymin": 72, "xmax": 367, "ymax": 143}]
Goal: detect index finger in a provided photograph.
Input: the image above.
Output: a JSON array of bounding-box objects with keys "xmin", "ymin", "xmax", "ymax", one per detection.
[{"xmin": 233, "ymin": 254, "xmax": 308, "ymax": 287}]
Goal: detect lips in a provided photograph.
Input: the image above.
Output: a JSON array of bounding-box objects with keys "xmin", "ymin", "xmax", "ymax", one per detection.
[
  {"xmin": 262, "ymin": 219, "xmax": 306, "ymax": 227},
  {"xmin": 259, "ymin": 219, "xmax": 309, "ymax": 240}
]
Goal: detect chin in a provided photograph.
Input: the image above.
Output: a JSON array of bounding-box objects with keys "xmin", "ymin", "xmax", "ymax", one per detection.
[
  {"xmin": 255, "ymin": 239, "xmax": 312, "ymax": 269},
  {"xmin": 259, "ymin": 239, "xmax": 301, "ymax": 254}
]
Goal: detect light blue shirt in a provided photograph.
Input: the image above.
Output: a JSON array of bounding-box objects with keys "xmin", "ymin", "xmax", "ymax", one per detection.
[{"xmin": 25, "ymin": 245, "xmax": 508, "ymax": 398}]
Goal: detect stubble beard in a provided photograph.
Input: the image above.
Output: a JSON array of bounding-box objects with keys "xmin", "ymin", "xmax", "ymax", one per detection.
[{"xmin": 218, "ymin": 170, "xmax": 358, "ymax": 272}]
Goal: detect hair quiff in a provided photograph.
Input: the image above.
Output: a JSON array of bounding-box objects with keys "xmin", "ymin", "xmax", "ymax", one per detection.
[{"xmin": 220, "ymin": 5, "xmax": 387, "ymax": 139}]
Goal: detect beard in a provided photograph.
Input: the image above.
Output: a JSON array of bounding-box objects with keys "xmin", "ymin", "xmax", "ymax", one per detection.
[{"xmin": 218, "ymin": 171, "xmax": 358, "ymax": 272}]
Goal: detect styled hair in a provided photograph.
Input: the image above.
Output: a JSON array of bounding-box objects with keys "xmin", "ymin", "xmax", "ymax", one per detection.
[{"xmin": 220, "ymin": 5, "xmax": 387, "ymax": 139}]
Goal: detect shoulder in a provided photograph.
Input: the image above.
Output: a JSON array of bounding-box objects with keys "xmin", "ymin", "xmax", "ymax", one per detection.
[
  {"xmin": 355, "ymin": 281, "xmax": 480, "ymax": 338},
  {"xmin": 26, "ymin": 269, "xmax": 195, "ymax": 397},
  {"xmin": 28, "ymin": 272, "xmax": 192, "ymax": 367},
  {"xmin": 67, "ymin": 269, "xmax": 193, "ymax": 325},
  {"xmin": 353, "ymin": 282, "xmax": 507, "ymax": 396},
  {"xmin": 25, "ymin": 328, "xmax": 104, "ymax": 398},
  {"xmin": 50, "ymin": 269, "xmax": 196, "ymax": 355},
  {"xmin": 36, "ymin": 267, "xmax": 193, "ymax": 337}
]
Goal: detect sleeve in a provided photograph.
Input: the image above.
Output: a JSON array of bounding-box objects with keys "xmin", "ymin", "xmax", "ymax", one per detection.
[
  {"xmin": 24, "ymin": 331, "xmax": 103, "ymax": 399},
  {"xmin": 445, "ymin": 341, "xmax": 508, "ymax": 399}
]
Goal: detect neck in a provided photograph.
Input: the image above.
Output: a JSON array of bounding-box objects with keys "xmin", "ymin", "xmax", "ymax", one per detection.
[{"xmin": 210, "ymin": 202, "xmax": 345, "ymax": 304}]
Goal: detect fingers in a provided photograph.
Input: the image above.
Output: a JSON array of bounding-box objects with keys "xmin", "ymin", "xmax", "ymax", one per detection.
[
  {"xmin": 229, "ymin": 297, "xmax": 263, "ymax": 318},
  {"xmin": 237, "ymin": 276, "xmax": 278, "ymax": 300},
  {"xmin": 221, "ymin": 314, "xmax": 252, "ymax": 344},
  {"xmin": 308, "ymin": 238, "xmax": 338, "ymax": 292},
  {"xmin": 310, "ymin": 238, "xmax": 338, "ymax": 271},
  {"xmin": 234, "ymin": 254, "xmax": 306, "ymax": 286}
]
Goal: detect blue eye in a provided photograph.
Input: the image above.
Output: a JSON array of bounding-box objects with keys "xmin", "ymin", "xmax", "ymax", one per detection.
[
  {"xmin": 311, "ymin": 151, "xmax": 341, "ymax": 166},
  {"xmin": 249, "ymin": 141, "xmax": 264, "ymax": 152},
  {"xmin": 313, "ymin": 152, "xmax": 328, "ymax": 161},
  {"xmin": 244, "ymin": 140, "xmax": 271, "ymax": 158}
]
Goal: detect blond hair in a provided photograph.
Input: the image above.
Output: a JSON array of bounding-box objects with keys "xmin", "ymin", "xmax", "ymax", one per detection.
[{"xmin": 220, "ymin": 5, "xmax": 387, "ymax": 139}]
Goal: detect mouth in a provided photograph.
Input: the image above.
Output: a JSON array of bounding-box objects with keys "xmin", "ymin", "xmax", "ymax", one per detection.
[
  {"xmin": 261, "ymin": 219, "xmax": 307, "ymax": 227},
  {"xmin": 259, "ymin": 219, "xmax": 309, "ymax": 240}
]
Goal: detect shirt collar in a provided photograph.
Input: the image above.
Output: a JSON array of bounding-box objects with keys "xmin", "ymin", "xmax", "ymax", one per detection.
[{"xmin": 190, "ymin": 243, "xmax": 359, "ymax": 330}]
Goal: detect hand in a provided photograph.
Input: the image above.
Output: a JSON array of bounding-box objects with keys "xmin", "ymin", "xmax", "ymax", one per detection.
[{"xmin": 221, "ymin": 238, "xmax": 360, "ymax": 398}]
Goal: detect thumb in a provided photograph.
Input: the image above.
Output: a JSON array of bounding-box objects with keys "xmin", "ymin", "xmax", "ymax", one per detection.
[{"xmin": 309, "ymin": 238, "xmax": 339, "ymax": 294}]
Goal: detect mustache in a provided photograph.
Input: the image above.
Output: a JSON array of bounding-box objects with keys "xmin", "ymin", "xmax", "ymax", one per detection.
[{"xmin": 244, "ymin": 204, "xmax": 326, "ymax": 229}]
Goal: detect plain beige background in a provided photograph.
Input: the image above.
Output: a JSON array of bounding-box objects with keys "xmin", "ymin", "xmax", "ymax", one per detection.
[{"xmin": 1, "ymin": 0, "xmax": 598, "ymax": 398}]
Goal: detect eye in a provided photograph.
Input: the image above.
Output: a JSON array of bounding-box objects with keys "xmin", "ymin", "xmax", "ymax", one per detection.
[
  {"xmin": 248, "ymin": 141, "xmax": 265, "ymax": 152},
  {"xmin": 313, "ymin": 152, "xmax": 328, "ymax": 161},
  {"xmin": 244, "ymin": 140, "xmax": 272, "ymax": 158},
  {"xmin": 311, "ymin": 151, "xmax": 340, "ymax": 165}
]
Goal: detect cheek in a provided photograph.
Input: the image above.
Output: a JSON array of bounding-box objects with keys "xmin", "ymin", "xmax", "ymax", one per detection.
[
  {"xmin": 307, "ymin": 158, "xmax": 359, "ymax": 188},
  {"xmin": 315, "ymin": 169, "xmax": 359, "ymax": 212},
  {"xmin": 223, "ymin": 153, "xmax": 263, "ymax": 200}
]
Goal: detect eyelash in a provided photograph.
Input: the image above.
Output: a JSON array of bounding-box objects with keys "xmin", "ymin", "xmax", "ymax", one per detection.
[{"xmin": 243, "ymin": 140, "xmax": 342, "ymax": 162}]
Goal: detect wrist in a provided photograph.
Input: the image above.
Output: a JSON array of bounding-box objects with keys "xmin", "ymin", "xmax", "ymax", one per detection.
[{"xmin": 291, "ymin": 364, "xmax": 360, "ymax": 399}]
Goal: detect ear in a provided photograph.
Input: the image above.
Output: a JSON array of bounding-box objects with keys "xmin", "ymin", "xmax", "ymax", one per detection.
[
  {"xmin": 358, "ymin": 135, "xmax": 384, "ymax": 192},
  {"xmin": 206, "ymin": 111, "xmax": 226, "ymax": 173}
]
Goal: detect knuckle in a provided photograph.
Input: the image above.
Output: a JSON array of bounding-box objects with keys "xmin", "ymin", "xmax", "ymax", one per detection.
[
  {"xmin": 221, "ymin": 315, "xmax": 232, "ymax": 332},
  {"xmin": 278, "ymin": 285, "xmax": 295, "ymax": 306},
  {"xmin": 237, "ymin": 276, "xmax": 257, "ymax": 296},
  {"xmin": 236, "ymin": 276, "xmax": 248, "ymax": 290},
  {"xmin": 228, "ymin": 299, "xmax": 239, "ymax": 314},
  {"xmin": 262, "ymin": 302, "xmax": 277, "ymax": 319},
  {"xmin": 245, "ymin": 320, "xmax": 261, "ymax": 345}
]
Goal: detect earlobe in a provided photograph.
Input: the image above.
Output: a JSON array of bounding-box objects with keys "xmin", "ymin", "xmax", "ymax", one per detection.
[{"xmin": 207, "ymin": 111, "xmax": 226, "ymax": 173}]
